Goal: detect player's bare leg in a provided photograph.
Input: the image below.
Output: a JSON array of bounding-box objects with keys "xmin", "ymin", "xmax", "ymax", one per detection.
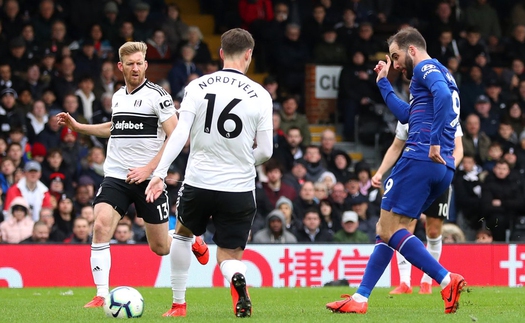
[
  {"xmin": 420, "ymin": 216, "xmax": 444, "ymax": 294},
  {"xmin": 85, "ymin": 203, "xmax": 121, "ymax": 308},
  {"xmin": 218, "ymin": 247, "xmax": 251, "ymax": 317}
]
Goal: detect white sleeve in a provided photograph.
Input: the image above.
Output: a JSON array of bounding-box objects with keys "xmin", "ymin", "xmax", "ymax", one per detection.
[
  {"xmin": 152, "ymin": 110, "xmax": 195, "ymax": 179},
  {"xmin": 395, "ymin": 121, "xmax": 409, "ymax": 141},
  {"xmin": 253, "ymin": 128, "xmax": 273, "ymax": 166}
]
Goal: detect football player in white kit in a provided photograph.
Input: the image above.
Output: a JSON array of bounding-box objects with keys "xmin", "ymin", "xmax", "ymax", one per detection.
[
  {"xmin": 145, "ymin": 28, "xmax": 273, "ymax": 317},
  {"xmin": 57, "ymin": 41, "xmax": 208, "ymax": 309},
  {"xmin": 371, "ymin": 120, "xmax": 463, "ymax": 294}
]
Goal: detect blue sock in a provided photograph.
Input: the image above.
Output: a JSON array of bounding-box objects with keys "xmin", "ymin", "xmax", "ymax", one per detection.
[
  {"xmin": 388, "ymin": 229, "xmax": 448, "ymax": 284},
  {"xmin": 356, "ymin": 236, "xmax": 393, "ymax": 298}
]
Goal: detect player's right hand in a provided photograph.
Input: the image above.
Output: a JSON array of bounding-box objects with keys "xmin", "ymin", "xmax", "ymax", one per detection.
[
  {"xmin": 145, "ymin": 176, "xmax": 164, "ymax": 203},
  {"xmin": 374, "ymin": 54, "xmax": 391, "ymax": 82},
  {"xmin": 56, "ymin": 112, "xmax": 79, "ymax": 131},
  {"xmin": 371, "ymin": 172, "xmax": 382, "ymax": 188}
]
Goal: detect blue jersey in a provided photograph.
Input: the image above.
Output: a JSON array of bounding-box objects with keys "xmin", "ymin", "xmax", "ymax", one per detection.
[{"xmin": 377, "ymin": 58, "xmax": 460, "ymax": 170}]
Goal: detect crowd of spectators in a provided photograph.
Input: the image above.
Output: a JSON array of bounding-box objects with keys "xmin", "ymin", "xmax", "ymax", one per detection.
[{"xmin": 2, "ymin": 0, "xmax": 525, "ymax": 244}]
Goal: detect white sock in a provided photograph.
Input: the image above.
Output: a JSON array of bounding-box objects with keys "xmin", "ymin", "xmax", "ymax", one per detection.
[
  {"xmin": 421, "ymin": 235, "xmax": 442, "ymax": 284},
  {"xmin": 220, "ymin": 259, "xmax": 247, "ymax": 284},
  {"xmin": 352, "ymin": 293, "xmax": 368, "ymax": 302},
  {"xmin": 396, "ymin": 251, "xmax": 412, "ymax": 286},
  {"xmin": 90, "ymin": 243, "xmax": 111, "ymax": 297},
  {"xmin": 440, "ymin": 273, "xmax": 451, "ymax": 289},
  {"xmin": 170, "ymin": 234, "xmax": 192, "ymax": 304}
]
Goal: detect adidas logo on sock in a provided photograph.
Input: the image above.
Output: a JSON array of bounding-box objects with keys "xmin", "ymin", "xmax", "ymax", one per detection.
[{"xmin": 92, "ymin": 266, "xmax": 102, "ymax": 272}]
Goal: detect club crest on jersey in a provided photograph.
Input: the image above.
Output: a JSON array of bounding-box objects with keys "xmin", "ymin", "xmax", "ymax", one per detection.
[
  {"xmin": 134, "ymin": 100, "xmax": 142, "ymax": 108},
  {"xmin": 421, "ymin": 64, "xmax": 436, "ymax": 72}
]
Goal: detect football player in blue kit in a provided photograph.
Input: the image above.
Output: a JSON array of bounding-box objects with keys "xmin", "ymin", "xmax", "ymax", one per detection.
[{"xmin": 326, "ymin": 27, "xmax": 466, "ymax": 314}]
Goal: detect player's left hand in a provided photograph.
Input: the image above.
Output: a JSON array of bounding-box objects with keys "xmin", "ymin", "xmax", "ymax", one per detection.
[
  {"xmin": 126, "ymin": 166, "xmax": 151, "ymax": 185},
  {"xmin": 429, "ymin": 145, "xmax": 446, "ymax": 164},
  {"xmin": 145, "ymin": 176, "xmax": 164, "ymax": 203}
]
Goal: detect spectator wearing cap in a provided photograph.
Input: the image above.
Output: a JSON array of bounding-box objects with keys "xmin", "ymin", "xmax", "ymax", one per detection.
[
  {"xmin": 333, "ymin": 210, "xmax": 369, "ymax": 243},
  {"xmin": 7, "ymin": 36, "xmax": 31, "ymax": 79},
  {"xmin": 313, "ymin": 25, "xmax": 347, "ymax": 65},
  {"xmin": 261, "ymin": 158, "xmax": 297, "ymax": 207},
  {"xmin": 35, "ymin": 107, "xmax": 63, "ymax": 150},
  {"xmin": 4, "ymin": 160, "xmax": 53, "ymax": 222},
  {"xmin": 252, "ymin": 209, "xmax": 297, "ymax": 244},
  {"xmin": 31, "ymin": 142, "xmax": 47, "ymax": 164},
  {"xmin": 161, "ymin": 3, "xmax": 189, "ymax": 54},
  {"xmin": 74, "ymin": 40, "xmax": 102, "ymax": 81},
  {"xmin": 131, "ymin": 2, "xmax": 155, "ymax": 42},
  {"xmin": 0, "ymin": 196, "xmax": 34, "ymax": 243},
  {"xmin": 474, "ymin": 94, "xmax": 500, "ymax": 139},
  {"xmin": 100, "ymin": 1, "xmax": 121, "ymax": 46},
  {"xmin": 348, "ymin": 194, "xmax": 379, "ymax": 243},
  {"xmin": 26, "ymin": 100, "xmax": 48, "ymax": 143},
  {"xmin": 48, "ymin": 171, "xmax": 66, "ymax": 203},
  {"xmin": 0, "ymin": 87, "xmax": 27, "ymax": 133}
]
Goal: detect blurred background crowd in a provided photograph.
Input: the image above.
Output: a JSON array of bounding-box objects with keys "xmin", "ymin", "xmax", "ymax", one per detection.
[{"xmin": 0, "ymin": 0, "xmax": 525, "ymax": 245}]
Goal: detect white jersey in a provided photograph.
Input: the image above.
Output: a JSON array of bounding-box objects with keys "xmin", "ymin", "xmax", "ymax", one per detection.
[
  {"xmin": 395, "ymin": 120, "xmax": 463, "ymax": 140},
  {"xmin": 104, "ymin": 80, "xmax": 176, "ymax": 180},
  {"xmin": 179, "ymin": 69, "xmax": 273, "ymax": 191}
]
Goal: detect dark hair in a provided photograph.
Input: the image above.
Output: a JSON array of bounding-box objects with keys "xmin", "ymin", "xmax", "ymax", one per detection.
[
  {"xmin": 263, "ymin": 158, "xmax": 283, "ymax": 173},
  {"xmin": 387, "ymin": 26, "xmax": 426, "ymax": 51},
  {"xmin": 221, "ymin": 28, "xmax": 255, "ymax": 57}
]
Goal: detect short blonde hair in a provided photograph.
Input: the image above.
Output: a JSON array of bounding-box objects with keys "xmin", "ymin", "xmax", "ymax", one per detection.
[{"xmin": 118, "ymin": 41, "xmax": 147, "ymax": 62}]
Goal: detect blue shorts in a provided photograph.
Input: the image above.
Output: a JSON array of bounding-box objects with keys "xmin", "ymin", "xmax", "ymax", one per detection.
[{"xmin": 381, "ymin": 158, "xmax": 454, "ymax": 219}]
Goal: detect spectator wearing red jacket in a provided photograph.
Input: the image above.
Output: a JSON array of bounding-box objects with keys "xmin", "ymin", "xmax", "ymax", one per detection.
[
  {"xmin": 238, "ymin": 0, "xmax": 274, "ymax": 30},
  {"xmin": 3, "ymin": 160, "xmax": 52, "ymax": 222}
]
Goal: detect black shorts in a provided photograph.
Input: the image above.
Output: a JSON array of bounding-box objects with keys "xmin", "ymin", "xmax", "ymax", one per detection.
[
  {"xmin": 94, "ymin": 177, "xmax": 170, "ymax": 224},
  {"xmin": 422, "ymin": 186, "xmax": 452, "ymax": 219},
  {"xmin": 177, "ymin": 183, "xmax": 256, "ymax": 250}
]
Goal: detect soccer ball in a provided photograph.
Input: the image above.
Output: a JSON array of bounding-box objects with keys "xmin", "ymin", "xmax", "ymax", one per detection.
[{"xmin": 103, "ymin": 286, "xmax": 144, "ymax": 318}]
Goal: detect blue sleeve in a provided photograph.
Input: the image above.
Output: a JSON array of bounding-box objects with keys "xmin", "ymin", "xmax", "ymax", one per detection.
[{"xmin": 377, "ymin": 78, "xmax": 410, "ymax": 123}]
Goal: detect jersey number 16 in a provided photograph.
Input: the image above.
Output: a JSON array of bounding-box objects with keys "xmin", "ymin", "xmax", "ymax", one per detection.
[{"xmin": 204, "ymin": 93, "xmax": 243, "ymax": 139}]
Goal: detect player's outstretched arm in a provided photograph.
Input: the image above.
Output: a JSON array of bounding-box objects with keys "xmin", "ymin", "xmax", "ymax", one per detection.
[
  {"xmin": 371, "ymin": 136, "xmax": 405, "ymax": 188},
  {"xmin": 127, "ymin": 114, "xmax": 178, "ymax": 185},
  {"xmin": 146, "ymin": 111, "xmax": 194, "ymax": 202},
  {"xmin": 56, "ymin": 112, "xmax": 112, "ymax": 138}
]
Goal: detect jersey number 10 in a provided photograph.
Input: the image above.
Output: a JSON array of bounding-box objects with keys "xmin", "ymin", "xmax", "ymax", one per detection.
[{"xmin": 204, "ymin": 93, "xmax": 243, "ymax": 139}]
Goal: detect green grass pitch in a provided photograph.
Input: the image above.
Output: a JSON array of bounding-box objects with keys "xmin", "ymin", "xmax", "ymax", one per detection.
[{"xmin": 2, "ymin": 286, "xmax": 524, "ymax": 322}]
